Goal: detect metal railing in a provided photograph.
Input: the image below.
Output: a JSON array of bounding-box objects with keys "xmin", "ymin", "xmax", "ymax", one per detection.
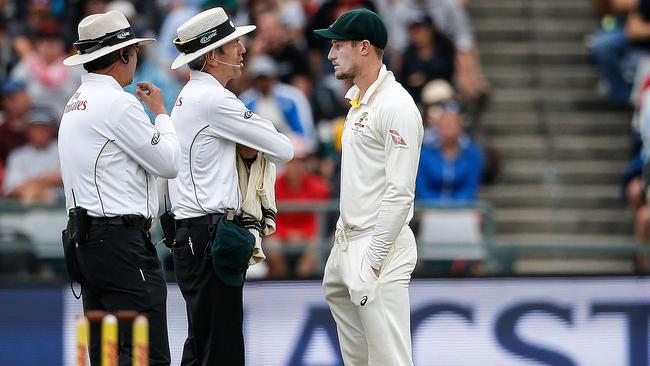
[
  {"xmin": 0, "ymin": 199, "xmax": 498, "ymax": 273},
  {"xmin": 0, "ymin": 199, "xmax": 644, "ymax": 277}
]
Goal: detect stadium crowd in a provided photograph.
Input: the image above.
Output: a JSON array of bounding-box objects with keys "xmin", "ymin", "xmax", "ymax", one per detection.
[
  {"xmin": 590, "ymin": 0, "xmax": 650, "ymax": 265},
  {"xmin": 0, "ymin": 0, "xmax": 493, "ymax": 279}
]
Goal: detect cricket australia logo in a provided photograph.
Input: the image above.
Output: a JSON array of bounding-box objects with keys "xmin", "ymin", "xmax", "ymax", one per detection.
[
  {"xmin": 389, "ymin": 129, "xmax": 407, "ymax": 148},
  {"xmin": 200, "ymin": 31, "xmax": 218, "ymax": 44},
  {"xmin": 352, "ymin": 112, "xmax": 368, "ymax": 134}
]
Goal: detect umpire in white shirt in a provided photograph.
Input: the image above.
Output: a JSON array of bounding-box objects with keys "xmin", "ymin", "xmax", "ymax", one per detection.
[
  {"xmin": 58, "ymin": 11, "xmax": 180, "ymax": 366},
  {"xmin": 168, "ymin": 7, "xmax": 293, "ymax": 366}
]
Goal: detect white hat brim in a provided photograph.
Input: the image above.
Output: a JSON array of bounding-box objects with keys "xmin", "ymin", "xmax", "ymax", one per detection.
[
  {"xmin": 170, "ymin": 25, "xmax": 256, "ymax": 70},
  {"xmin": 63, "ymin": 38, "xmax": 155, "ymax": 66}
]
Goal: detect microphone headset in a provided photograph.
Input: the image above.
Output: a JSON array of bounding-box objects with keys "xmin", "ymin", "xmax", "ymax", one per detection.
[
  {"xmin": 215, "ymin": 59, "xmax": 242, "ymax": 68},
  {"xmin": 208, "ymin": 52, "xmax": 241, "ymax": 68}
]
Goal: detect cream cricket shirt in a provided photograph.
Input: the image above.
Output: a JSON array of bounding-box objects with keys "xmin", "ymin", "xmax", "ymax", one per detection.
[
  {"xmin": 168, "ymin": 71, "xmax": 293, "ymax": 220},
  {"xmin": 338, "ymin": 65, "xmax": 423, "ymax": 270},
  {"xmin": 58, "ymin": 73, "xmax": 181, "ymax": 218}
]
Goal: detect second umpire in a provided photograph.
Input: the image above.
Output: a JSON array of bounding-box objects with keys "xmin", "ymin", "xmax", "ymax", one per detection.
[{"xmin": 58, "ymin": 11, "xmax": 180, "ymax": 366}]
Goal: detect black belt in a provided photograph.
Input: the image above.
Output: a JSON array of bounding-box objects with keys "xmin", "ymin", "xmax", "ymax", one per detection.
[
  {"xmin": 176, "ymin": 213, "xmax": 222, "ymax": 228},
  {"xmin": 88, "ymin": 215, "xmax": 152, "ymax": 229}
]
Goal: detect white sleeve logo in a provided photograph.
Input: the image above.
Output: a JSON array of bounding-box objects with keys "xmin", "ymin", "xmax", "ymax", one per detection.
[{"xmin": 151, "ymin": 132, "xmax": 161, "ymax": 145}]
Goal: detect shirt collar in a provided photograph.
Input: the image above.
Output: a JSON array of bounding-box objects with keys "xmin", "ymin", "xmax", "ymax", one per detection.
[
  {"xmin": 190, "ymin": 70, "xmax": 224, "ymax": 88},
  {"xmin": 345, "ymin": 65, "xmax": 393, "ymax": 107},
  {"xmin": 82, "ymin": 72, "xmax": 123, "ymax": 91}
]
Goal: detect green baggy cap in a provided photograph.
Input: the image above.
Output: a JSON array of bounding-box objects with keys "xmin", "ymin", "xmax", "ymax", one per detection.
[
  {"xmin": 313, "ymin": 8, "xmax": 388, "ymax": 50},
  {"xmin": 211, "ymin": 213, "xmax": 254, "ymax": 287}
]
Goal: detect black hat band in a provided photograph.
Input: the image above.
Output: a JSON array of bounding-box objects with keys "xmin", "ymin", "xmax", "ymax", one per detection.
[
  {"xmin": 173, "ymin": 20, "xmax": 236, "ymax": 54},
  {"xmin": 73, "ymin": 27, "xmax": 135, "ymax": 55}
]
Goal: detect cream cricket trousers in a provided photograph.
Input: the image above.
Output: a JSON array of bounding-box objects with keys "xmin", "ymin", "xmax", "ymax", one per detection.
[{"xmin": 323, "ymin": 226, "xmax": 417, "ymax": 366}]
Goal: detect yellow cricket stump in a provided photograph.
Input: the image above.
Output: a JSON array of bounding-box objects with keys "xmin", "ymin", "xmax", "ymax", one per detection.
[
  {"xmin": 75, "ymin": 316, "xmax": 89, "ymax": 366},
  {"xmin": 132, "ymin": 315, "xmax": 149, "ymax": 366},
  {"xmin": 76, "ymin": 311, "xmax": 149, "ymax": 365},
  {"xmin": 101, "ymin": 314, "xmax": 118, "ymax": 366}
]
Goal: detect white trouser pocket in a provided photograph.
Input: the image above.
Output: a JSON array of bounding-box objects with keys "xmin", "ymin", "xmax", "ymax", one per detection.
[{"xmin": 346, "ymin": 238, "xmax": 379, "ymax": 307}]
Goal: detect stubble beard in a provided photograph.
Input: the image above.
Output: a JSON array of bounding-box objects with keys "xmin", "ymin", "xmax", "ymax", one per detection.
[{"xmin": 334, "ymin": 63, "xmax": 357, "ymax": 80}]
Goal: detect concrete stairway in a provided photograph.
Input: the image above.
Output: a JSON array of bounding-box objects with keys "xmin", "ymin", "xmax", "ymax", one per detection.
[{"xmin": 467, "ymin": 0, "xmax": 637, "ymax": 268}]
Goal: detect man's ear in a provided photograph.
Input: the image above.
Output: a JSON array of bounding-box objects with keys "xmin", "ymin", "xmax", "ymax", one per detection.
[
  {"xmin": 119, "ymin": 48, "xmax": 130, "ymax": 64},
  {"xmin": 360, "ymin": 40, "xmax": 371, "ymax": 56}
]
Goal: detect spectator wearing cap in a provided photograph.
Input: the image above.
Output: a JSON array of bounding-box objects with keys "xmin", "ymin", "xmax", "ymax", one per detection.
[
  {"xmin": 264, "ymin": 138, "xmax": 330, "ymax": 279},
  {"xmin": 0, "ymin": 79, "xmax": 31, "ymax": 164},
  {"xmin": 10, "ymin": 20, "xmax": 83, "ymax": 119},
  {"xmin": 416, "ymin": 80, "xmax": 483, "ymax": 203},
  {"xmin": 399, "ymin": 14, "xmax": 455, "ymax": 106},
  {"xmin": 240, "ymin": 54, "xmax": 318, "ymax": 152},
  {"xmin": 3, "ymin": 106, "xmax": 62, "ymax": 204}
]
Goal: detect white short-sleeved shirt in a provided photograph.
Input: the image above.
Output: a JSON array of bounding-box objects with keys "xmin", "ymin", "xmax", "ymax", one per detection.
[
  {"xmin": 58, "ymin": 73, "xmax": 181, "ymax": 218},
  {"xmin": 168, "ymin": 71, "xmax": 293, "ymax": 220}
]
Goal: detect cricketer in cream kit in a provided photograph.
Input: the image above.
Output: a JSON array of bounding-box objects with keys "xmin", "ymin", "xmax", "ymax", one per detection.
[{"xmin": 324, "ymin": 62, "xmax": 423, "ymax": 365}]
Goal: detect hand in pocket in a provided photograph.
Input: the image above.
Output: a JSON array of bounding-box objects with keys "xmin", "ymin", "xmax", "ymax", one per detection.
[{"xmin": 349, "ymin": 254, "xmax": 379, "ymax": 307}]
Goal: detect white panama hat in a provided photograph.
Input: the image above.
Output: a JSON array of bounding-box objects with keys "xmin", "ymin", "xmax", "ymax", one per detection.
[
  {"xmin": 63, "ymin": 11, "xmax": 154, "ymax": 67},
  {"xmin": 171, "ymin": 7, "xmax": 256, "ymax": 70}
]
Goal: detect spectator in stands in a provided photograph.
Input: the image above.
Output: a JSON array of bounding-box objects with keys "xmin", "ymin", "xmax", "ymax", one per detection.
[
  {"xmin": 265, "ymin": 138, "xmax": 330, "ymax": 278},
  {"xmin": 305, "ymin": 0, "xmax": 376, "ymax": 76},
  {"xmin": 7, "ymin": 0, "xmax": 55, "ymax": 59},
  {"xmin": 3, "ymin": 106, "xmax": 61, "ymax": 204},
  {"xmin": 622, "ymin": 152, "xmax": 647, "ymax": 240},
  {"xmin": 376, "ymin": 0, "xmax": 489, "ymax": 126},
  {"xmin": 589, "ymin": 0, "xmax": 640, "ymax": 106},
  {"xmin": 248, "ymin": 10, "xmax": 310, "ymax": 90},
  {"xmin": 399, "ymin": 14, "xmax": 455, "ymax": 106},
  {"xmin": 239, "ymin": 0, "xmax": 307, "ymax": 46},
  {"xmin": 0, "ymin": 160, "xmax": 4, "ymax": 197},
  {"xmin": 240, "ymin": 55, "xmax": 318, "ymax": 152},
  {"xmin": 9, "ymin": 21, "xmax": 83, "ymax": 119},
  {"xmin": 416, "ymin": 80, "xmax": 483, "ymax": 203},
  {"xmin": 0, "ymin": 79, "xmax": 30, "ymax": 164},
  {"xmin": 0, "ymin": 18, "xmax": 19, "ymax": 83},
  {"xmin": 633, "ymin": 79, "xmax": 650, "ymax": 270},
  {"xmin": 124, "ymin": 45, "xmax": 182, "ymax": 120},
  {"xmin": 157, "ymin": 0, "xmax": 199, "ymax": 77}
]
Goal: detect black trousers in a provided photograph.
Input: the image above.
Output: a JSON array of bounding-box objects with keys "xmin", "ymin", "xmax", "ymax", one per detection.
[
  {"xmin": 76, "ymin": 224, "xmax": 171, "ymax": 366},
  {"xmin": 173, "ymin": 220, "xmax": 245, "ymax": 366}
]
